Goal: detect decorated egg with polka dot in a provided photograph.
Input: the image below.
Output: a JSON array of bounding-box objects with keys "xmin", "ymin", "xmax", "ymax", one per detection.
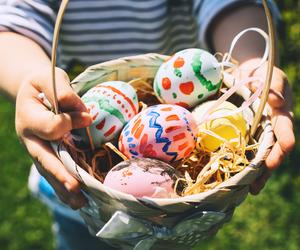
[
  {"xmin": 118, "ymin": 104, "xmax": 197, "ymax": 163},
  {"xmin": 154, "ymin": 48, "xmax": 222, "ymax": 108},
  {"xmin": 77, "ymin": 81, "xmax": 139, "ymax": 148}
]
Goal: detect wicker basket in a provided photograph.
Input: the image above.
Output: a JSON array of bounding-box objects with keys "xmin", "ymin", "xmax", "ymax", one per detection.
[
  {"xmin": 48, "ymin": 1, "xmax": 275, "ymax": 249},
  {"xmin": 51, "ymin": 53, "xmax": 274, "ymax": 250}
]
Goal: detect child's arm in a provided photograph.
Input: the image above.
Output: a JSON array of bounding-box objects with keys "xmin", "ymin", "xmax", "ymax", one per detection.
[
  {"xmin": 0, "ymin": 32, "xmax": 50, "ymax": 99},
  {"xmin": 0, "ymin": 32, "xmax": 91, "ymax": 209},
  {"xmin": 209, "ymin": 4, "xmax": 295, "ymax": 194}
]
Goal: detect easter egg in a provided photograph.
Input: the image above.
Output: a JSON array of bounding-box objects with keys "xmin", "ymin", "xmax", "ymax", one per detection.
[
  {"xmin": 76, "ymin": 81, "xmax": 139, "ymax": 148},
  {"xmin": 119, "ymin": 104, "xmax": 197, "ymax": 163},
  {"xmin": 103, "ymin": 158, "xmax": 178, "ymax": 198},
  {"xmin": 192, "ymin": 101, "xmax": 247, "ymax": 152},
  {"xmin": 154, "ymin": 48, "xmax": 222, "ymax": 108}
]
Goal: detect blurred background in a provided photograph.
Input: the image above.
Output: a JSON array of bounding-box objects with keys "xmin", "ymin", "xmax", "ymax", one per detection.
[{"xmin": 0, "ymin": 0, "xmax": 299, "ymax": 249}]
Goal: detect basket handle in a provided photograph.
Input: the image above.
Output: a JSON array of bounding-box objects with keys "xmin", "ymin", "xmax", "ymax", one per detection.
[
  {"xmin": 51, "ymin": 0, "xmax": 69, "ymax": 115},
  {"xmin": 250, "ymin": 0, "xmax": 276, "ymax": 136},
  {"xmin": 51, "ymin": 0, "xmax": 95, "ymax": 150},
  {"xmin": 50, "ymin": 0, "xmax": 275, "ymax": 135}
]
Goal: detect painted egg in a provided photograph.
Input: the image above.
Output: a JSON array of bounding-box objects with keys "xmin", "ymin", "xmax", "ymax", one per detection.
[
  {"xmin": 154, "ymin": 48, "xmax": 222, "ymax": 108},
  {"xmin": 192, "ymin": 101, "xmax": 247, "ymax": 152},
  {"xmin": 119, "ymin": 104, "xmax": 197, "ymax": 163},
  {"xmin": 103, "ymin": 158, "xmax": 178, "ymax": 198},
  {"xmin": 76, "ymin": 81, "xmax": 139, "ymax": 148}
]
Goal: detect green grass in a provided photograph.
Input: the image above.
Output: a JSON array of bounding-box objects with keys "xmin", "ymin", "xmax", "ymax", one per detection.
[
  {"xmin": 0, "ymin": 1, "xmax": 300, "ymax": 249},
  {"xmin": 0, "ymin": 97, "xmax": 54, "ymax": 250}
]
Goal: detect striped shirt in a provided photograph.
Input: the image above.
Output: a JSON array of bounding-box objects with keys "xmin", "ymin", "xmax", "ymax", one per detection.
[{"xmin": 0, "ymin": 0, "xmax": 280, "ymax": 68}]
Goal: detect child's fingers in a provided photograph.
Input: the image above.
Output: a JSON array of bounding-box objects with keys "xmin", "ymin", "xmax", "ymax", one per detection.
[
  {"xmin": 247, "ymin": 67, "xmax": 287, "ymax": 108},
  {"xmin": 34, "ymin": 110, "xmax": 92, "ymax": 141},
  {"xmin": 249, "ymin": 65, "xmax": 295, "ymax": 170},
  {"xmin": 25, "ymin": 136, "xmax": 87, "ymax": 209},
  {"xmin": 265, "ymin": 69, "xmax": 288, "ymax": 108},
  {"xmin": 248, "ymin": 80, "xmax": 285, "ymax": 108},
  {"xmin": 239, "ymin": 60, "xmax": 288, "ymax": 109},
  {"xmin": 15, "ymin": 67, "xmax": 89, "ymax": 209},
  {"xmin": 267, "ymin": 89, "xmax": 285, "ymax": 108},
  {"xmin": 272, "ymin": 109, "xmax": 295, "ymax": 153},
  {"xmin": 17, "ymin": 97, "xmax": 91, "ymax": 140},
  {"xmin": 266, "ymin": 108, "xmax": 295, "ymax": 170},
  {"xmin": 29, "ymin": 66, "xmax": 87, "ymax": 112},
  {"xmin": 26, "ymin": 136, "xmax": 80, "ymax": 192},
  {"xmin": 250, "ymin": 169, "xmax": 272, "ymax": 195},
  {"xmin": 16, "ymin": 79, "xmax": 92, "ymax": 140},
  {"xmin": 36, "ymin": 166, "xmax": 87, "ymax": 210},
  {"xmin": 265, "ymin": 142, "xmax": 285, "ymax": 170}
]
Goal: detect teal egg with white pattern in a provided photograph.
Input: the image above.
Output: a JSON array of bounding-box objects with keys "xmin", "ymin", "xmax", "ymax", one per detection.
[
  {"xmin": 76, "ymin": 81, "xmax": 139, "ymax": 148},
  {"xmin": 154, "ymin": 48, "xmax": 222, "ymax": 109}
]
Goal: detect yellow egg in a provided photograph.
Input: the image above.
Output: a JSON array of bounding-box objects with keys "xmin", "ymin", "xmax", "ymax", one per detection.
[{"xmin": 192, "ymin": 101, "xmax": 247, "ymax": 152}]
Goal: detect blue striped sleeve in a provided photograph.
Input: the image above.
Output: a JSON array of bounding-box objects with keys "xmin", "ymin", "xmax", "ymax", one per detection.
[
  {"xmin": 0, "ymin": 0, "xmax": 56, "ymax": 55},
  {"xmin": 193, "ymin": 0, "xmax": 281, "ymax": 50}
]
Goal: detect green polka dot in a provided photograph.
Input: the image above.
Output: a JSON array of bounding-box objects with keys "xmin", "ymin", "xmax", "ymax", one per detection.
[
  {"xmin": 174, "ymin": 68, "xmax": 182, "ymax": 77},
  {"xmin": 197, "ymin": 94, "xmax": 204, "ymax": 99},
  {"xmin": 172, "ymin": 92, "xmax": 177, "ymax": 99},
  {"xmin": 154, "ymin": 79, "xmax": 161, "ymax": 97}
]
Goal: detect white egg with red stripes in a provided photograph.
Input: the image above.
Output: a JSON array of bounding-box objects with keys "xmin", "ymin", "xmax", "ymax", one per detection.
[{"xmin": 74, "ymin": 81, "xmax": 139, "ymax": 148}]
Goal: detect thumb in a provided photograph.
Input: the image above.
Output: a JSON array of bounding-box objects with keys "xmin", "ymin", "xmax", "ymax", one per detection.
[
  {"xmin": 24, "ymin": 107, "xmax": 92, "ymax": 141},
  {"xmin": 26, "ymin": 137, "xmax": 87, "ymax": 209}
]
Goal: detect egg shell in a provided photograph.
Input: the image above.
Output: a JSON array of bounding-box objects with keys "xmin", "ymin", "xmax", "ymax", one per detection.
[
  {"xmin": 103, "ymin": 158, "xmax": 178, "ymax": 198},
  {"xmin": 154, "ymin": 48, "xmax": 222, "ymax": 109},
  {"xmin": 119, "ymin": 104, "xmax": 197, "ymax": 163},
  {"xmin": 192, "ymin": 101, "xmax": 247, "ymax": 152},
  {"xmin": 77, "ymin": 81, "xmax": 139, "ymax": 148}
]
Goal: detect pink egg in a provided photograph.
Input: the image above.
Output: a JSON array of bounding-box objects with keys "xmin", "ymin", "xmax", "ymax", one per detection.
[
  {"xmin": 119, "ymin": 104, "xmax": 197, "ymax": 163},
  {"xmin": 103, "ymin": 158, "xmax": 178, "ymax": 198}
]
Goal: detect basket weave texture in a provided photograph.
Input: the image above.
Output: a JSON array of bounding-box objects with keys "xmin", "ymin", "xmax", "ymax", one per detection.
[{"xmin": 52, "ymin": 53, "xmax": 274, "ymax": 249}]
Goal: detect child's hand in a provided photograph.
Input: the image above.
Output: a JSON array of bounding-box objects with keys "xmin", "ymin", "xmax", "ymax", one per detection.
[
  {"xmin": 235, "ymin": 58, "xmax": 295, "ymax": 194},
  {"xmin": 16, "ymin": 67, "xmax": 92, "ymax": 209}
]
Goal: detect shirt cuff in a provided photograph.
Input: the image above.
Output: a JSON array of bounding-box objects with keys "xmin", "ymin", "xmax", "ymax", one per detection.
[{"xmin": 0, "ymin": 4, "xmax": 54, "ymax": 55}]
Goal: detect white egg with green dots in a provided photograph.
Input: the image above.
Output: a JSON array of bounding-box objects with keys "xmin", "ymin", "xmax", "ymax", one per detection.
[{"xmin": 154, "ymin": 48, "xmax": 222, "ymax": 109}]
